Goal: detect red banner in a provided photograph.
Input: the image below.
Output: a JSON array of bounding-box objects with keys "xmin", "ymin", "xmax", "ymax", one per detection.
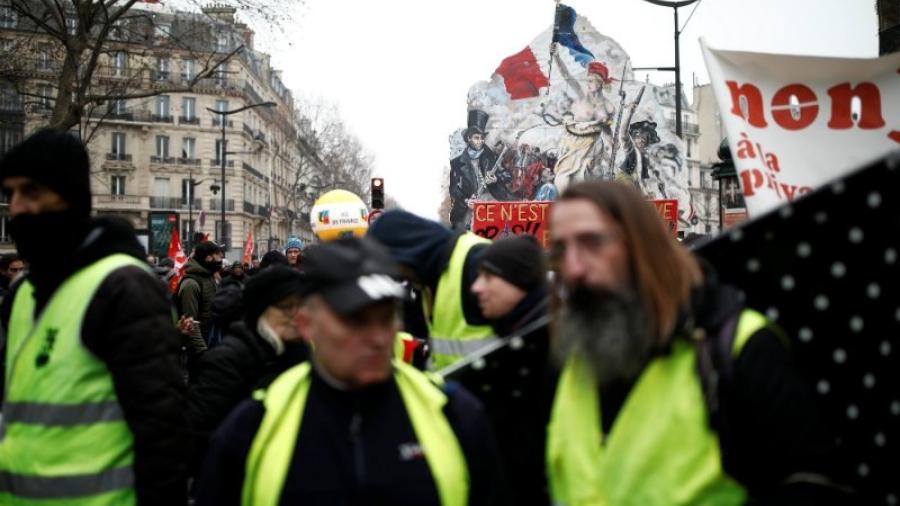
[
  {"xmin": 471, "ymin": 201, "xmax": 551, "ymax": 247},
  {"xmin": 242, "ymin": 229, "xmax": 254, "ymax": 266},
  {"xmin": 650, "ymin": 199, "xmax": 679, "ymax": 236}
]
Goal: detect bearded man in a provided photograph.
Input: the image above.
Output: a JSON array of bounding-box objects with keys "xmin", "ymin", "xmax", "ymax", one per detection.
[{"xmin": 545, "ymin": 180, "xmax": 851, "ymax": 505}]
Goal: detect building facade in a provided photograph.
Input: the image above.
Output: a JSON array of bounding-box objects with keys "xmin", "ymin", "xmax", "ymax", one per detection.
[
  {"xmin": 654, "ymin": 84, "xmax": 719, "ymax": 236},
  {"xmin": 0, "ymin": 3, "xmax": 323, "ymax": 259}
]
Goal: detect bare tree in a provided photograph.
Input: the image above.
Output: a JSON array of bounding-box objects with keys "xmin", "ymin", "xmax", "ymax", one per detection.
[
  {"xmin": 296, "ymin": 96, "xmax": 375, "ymax": 200},
  {"xmin": 0, "ymin": 0, "xmax": 295, "ymax": 138}
]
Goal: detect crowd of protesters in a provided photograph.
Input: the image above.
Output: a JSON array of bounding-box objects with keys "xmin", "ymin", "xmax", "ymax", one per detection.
[{"xmin": 0, "ymin": 129, "xmax": 856, "ymax": 505}]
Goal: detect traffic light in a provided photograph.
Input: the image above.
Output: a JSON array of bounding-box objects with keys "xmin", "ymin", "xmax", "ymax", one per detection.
[{"xmin": 371, "ymin": 178, "xmax": 384, "ymax": 209}]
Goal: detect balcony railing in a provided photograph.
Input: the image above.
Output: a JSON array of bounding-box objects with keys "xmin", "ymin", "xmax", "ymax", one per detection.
[
  {"xmin": 242, "ymin": 123, "xmax": 254, "ymax": 136},
  {"xmin": 96, "ymin": 194, "xmax": 141, "ymax": 205},
  {"xmin": 179, "ymin": 116, "xmax": 200, "ymax": 125},
  {"xmin": 149, "ymin": 197, "xmax": 201, "ymax": 209},
  {"xmin": 256, "ymin": 205, "xmax": 269, "ymax": 217},
  {"xmin": 242, "ymin": 162, "xmax": 264, "ymax": 180},
  {"xmin": 176, "ymin": 157, "xmax": 201, "ymax": 166},
  {"xmin": 105, "ymin": 153, "xmax": 132, "ymax": 162},
  {"xmin": 210, "ymin": 159, "xmax": 235, "ymax": 168},
  {"xmin": 212, "ymin": 118, "xmax": 233, "ymax": 128},
  {"xmin": 666, "ymin": 119, "xmax": 700, "ymax": 135},
  {"xmin": 209, "ymin": 199, "xmax": 235, "ymax": 211},
  {"xmin": 151, "ymin": 114, "xmax": 173, "ymax": 123},
  {"xmin": 150, "ymin": 155, "xmax": 176, "ymax": 164},
  {"xmin": 153, "ymin": 70, "xmax": 171, "ymax": 82},
  {"xmin": 243, "ymin": 200, "xmax": 255, "ymax": 214}
]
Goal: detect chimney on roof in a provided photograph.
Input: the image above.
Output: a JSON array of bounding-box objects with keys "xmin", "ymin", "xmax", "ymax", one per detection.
[{"xmin": 202, "ymin": 3, "xmax": 237, "ymax": 24}]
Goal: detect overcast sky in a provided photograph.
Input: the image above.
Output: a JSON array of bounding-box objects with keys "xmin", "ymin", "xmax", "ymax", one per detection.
[{"xmin": 266, "ymin": 0, "xmax": 878, "ymax": 218}]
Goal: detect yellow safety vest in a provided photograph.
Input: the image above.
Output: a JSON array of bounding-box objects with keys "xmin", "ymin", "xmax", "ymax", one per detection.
[
  {"xmin": 0, "ymin": 254, "xmax": 146, "ymax": 506},
  {"xmin": 242, "ymin": 360, "xmax": 469, "ymax": 506},
  {"xmin": 427, "ymin": 233, "xmax": 494, "ymax": 369},
  {"xmin": 546, "ymin": 309, "xmax": 769, "ymax": 506}
]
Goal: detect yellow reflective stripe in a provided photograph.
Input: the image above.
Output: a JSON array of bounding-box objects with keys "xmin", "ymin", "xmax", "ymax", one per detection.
[
  {"xmin": 2, "ymin": 401, "xmax": 123, "ymax": 426},
  {"xmin": 731, "ymin": 309, "xmax": 768, "ymax": 358},
  {"xmin": 429, "ymin": 336, "xmax": 500, "ymax": 357},
  {"xmin": 0, "ymin": 466, "xmax": 133, "ymax": 499}
]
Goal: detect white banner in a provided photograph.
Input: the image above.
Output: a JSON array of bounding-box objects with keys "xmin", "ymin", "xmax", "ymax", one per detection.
[{"xmin": 701, "ymin": 40, "xmax": 900, "ymax": 217}]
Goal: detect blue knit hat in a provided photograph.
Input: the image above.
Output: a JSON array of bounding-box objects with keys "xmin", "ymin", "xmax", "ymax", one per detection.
[{"xmin": 285, "ymin": 237, "xmax": 303, "ymax": 252}]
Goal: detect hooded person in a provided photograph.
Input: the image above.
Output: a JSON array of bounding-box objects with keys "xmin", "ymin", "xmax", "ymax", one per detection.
[
  {"xmin": 0, "ymin": 129, "xmax": 189, "ymax": 505},
  {"xmin": 367, "ymin": 209, "xmax": 494, "ymax": 370},
  {"xmin": 187, "ymin": 265, "xmax": 309, "ymax": 471},
  {"xmin": 178, "ymin": 240, "xmax": 223, "ymax": 353}
]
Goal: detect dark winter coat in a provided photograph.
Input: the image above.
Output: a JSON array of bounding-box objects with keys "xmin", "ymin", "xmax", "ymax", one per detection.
[
  {"xmin": 196, "ymin": 365, "xmax": 506, "ymax": 506},
  {"xmin": 0, "ymin": 216, "xmax": 190, "ymax": 506},
  {"xmin": 450, "ymin": 287, "xmax": 552, "ymax": 506},
  {"xmin": 178, "ymin": 257, "xmax": 217, "ymax": 344},
  {"xmin": 186, "ymin": 321, "xmax": 308, "ymax": 469}
]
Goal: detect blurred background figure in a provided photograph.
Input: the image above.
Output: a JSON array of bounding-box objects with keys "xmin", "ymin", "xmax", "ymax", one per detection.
[
  {"xmin": 187, "ymin": 265, "xmax": 309, "ymax": 473},
  {"xmin": 284, "ymin": 237, "xmax": 303, "ymax": 270},
  {"xmin": 0, "ymin": 252, "xmax": 25, "ymax": 300}
]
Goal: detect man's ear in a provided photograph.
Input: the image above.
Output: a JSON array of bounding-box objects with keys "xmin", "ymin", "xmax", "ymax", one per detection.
[{"xmin": 294, "ymin": 305, "xmax": 314, "ymax": 345}]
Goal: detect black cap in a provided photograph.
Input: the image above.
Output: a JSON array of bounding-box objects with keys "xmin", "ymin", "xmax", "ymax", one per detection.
[
  {"xmin": 0, "ymin": 129, "xmax": 92, "ymax": 218},
  {"xmin": 303, "ymin": 237, "xmax": 406, "ymax": 315},
  {"xmin": 193, "ymin": 241, "xmax": 222, "ymax": 260},
  {"xmin": 243, "ymin": 266, "xmax": 307, "ymax": 325},
  {"xmin": 480, "ymin": 235, "xmax": 547, "ymax": 291}
]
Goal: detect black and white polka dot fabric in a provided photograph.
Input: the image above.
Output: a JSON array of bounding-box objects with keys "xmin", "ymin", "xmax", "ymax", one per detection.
[{"xmin": 697, "ymin": 150, "xmax": 900, "ymax": 505}]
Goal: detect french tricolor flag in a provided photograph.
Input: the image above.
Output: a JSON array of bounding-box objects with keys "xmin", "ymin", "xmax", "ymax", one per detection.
[{"xmin": 494, "ymin": 4, "xmax": 594, "ymax": 100}]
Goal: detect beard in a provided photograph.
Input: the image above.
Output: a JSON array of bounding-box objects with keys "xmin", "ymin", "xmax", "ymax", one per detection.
[{"xmin": 554, "ymin": 284, "xmax": 656, "ymax": 387}]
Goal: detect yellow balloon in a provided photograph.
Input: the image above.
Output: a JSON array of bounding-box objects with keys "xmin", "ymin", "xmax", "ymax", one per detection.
[{"xmin": 310, "ymin": 189, "xmax": 369, "ymax": 241}]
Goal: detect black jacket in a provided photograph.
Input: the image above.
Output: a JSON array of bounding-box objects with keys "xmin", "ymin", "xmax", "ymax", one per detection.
[
  {"xmin": 594, "ymin": 272, "xmax": 851, "ymax": 505},
  {"xmin": 0, "ymin": 217, "xmax": 189, "ymax": 506},
  {"xmin": 449, "ymin": 146, "xmax": 515, "ymax": 228},
  {"xmin": 187, "ymin": 321, "xmax": 308, "ymax": 468},
  {"xmin": 196, "ymin": 365, "xmax": 506, "ymax": 506},
  {"xmin": 450, "ymin": 287, "xmax": 552, "ymax": 506}
]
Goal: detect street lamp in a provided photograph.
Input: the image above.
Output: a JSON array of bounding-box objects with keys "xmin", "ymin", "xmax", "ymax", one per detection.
[
  {"xmin": 205, "ymin": 101, "xmax": 276, "ymax": 249},
  {"xmin": 634, "ymin": 0, "xmax": 700, "ymax": 139}
]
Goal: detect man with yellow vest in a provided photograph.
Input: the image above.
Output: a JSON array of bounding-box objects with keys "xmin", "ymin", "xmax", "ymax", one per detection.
[
  {"xmin": 368, "ymin": 210, "xmax": 495, "ymax": 370},
  {"xmin": 545, "ymin": 181, "xmax": 851, "ymax": 505},
  {"xmin": 0, "ymin": 129, "xmax": 189, "ymax": 504},
  {"xmin": 195, "ymin": 237, "xmax": 504, "ymax": 506}
]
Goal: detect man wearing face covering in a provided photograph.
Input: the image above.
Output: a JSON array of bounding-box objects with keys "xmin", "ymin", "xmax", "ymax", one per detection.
[
  {"xmin": 0, "ymin": 129, "xmax": 189, "ymax": 504},
  {"xmin": 178, "ymin": 240, "xmax": 223, "ymax": 351}
]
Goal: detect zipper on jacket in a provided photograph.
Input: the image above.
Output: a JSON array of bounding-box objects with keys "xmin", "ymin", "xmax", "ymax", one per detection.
[{"xmin": 349, "ymin": 408, "xmax": 366, "ymax": 489}]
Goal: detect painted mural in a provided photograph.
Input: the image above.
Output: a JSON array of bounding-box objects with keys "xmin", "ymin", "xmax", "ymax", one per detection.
[{"xmin": 447, "ymin": 4, "xmax": 691, "ymax": 230}]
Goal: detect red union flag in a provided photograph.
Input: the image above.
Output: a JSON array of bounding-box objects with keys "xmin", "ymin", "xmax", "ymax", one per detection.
[
  {"xmin": 471, "ymin": 201, "xmax": 551, "ymax": 247},
  {"xmin": 242, "ymin": 229, "xmax": 254, "ymax": 266}
]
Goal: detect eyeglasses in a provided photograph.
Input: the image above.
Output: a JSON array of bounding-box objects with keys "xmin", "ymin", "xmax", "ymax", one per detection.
[
  {"xmin": 273, "ymin": 300, "xmax": 301, "ymax": 316},
  {"xmin": 548, "ymin": 231, "xmax": 620, "ymax": 264}
]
